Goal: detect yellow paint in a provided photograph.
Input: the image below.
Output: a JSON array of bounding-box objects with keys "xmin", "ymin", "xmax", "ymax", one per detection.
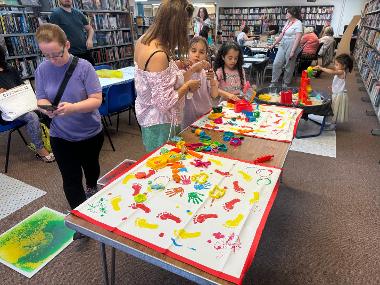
[
  {"xmin": 278, "ymin": 122, "xmax": 286, "ymax": 129},
  {"xmin": 135, "ymin": 218, "xmax": 159, "ymax": 229},
  {"xmin": 174, "ymin": 229, "xmax": 201, "ymax": 239},
  {"xmin": 209, "ymin": 158, "xmax": 223, "ymax": 166},
  {"xmin": 111, "ymin": 196, "xmax": 122, "ymax": 211},
  {"xmin": 238, "ymin": 170, "xmax": 252, "ymax": 182},
  {"xmin": 209, "ymin": 185, "xmax": 226, "ymax": 199},
  {"xmin": 122, "ymin": 174, "xmax": 134, "ymax": 184},
  {"xmin": 187, "ymin": 211, "xmax": 192, "ymax": 215},
  {"xmin": 191, "ymin": 172, "xmax": 209, "ymax": 184},
  {"xmin": 250, "ymin": 192, "xmax": 260, "ymax": 204},
  {"xmin": 224, "ymin": 214, "xmax": 244, "ymax": 228}
]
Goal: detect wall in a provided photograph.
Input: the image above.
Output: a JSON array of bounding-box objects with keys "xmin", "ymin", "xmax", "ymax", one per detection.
[{"xmin": 217, "ymin": 0, "xmax": 367, "ymax": 35}]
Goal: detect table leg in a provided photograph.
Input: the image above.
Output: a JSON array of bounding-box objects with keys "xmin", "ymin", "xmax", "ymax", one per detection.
[
  {"xmin": 110, "ymin": 247, "xmax": 116, "ymax": 285},
  {"xmin": 100, "ymin": 243, "xmax": 110, "ymax": 285}
]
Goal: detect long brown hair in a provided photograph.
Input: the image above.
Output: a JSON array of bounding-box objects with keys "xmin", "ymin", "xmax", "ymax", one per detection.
[{"xmin": 142, "ymin": 0, "xmax": 194, "ymax": 58}]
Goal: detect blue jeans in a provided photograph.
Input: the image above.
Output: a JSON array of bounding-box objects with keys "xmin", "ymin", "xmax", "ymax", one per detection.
[{"xmin": 17, "ymin": 112, "xmax": 44, "ymax": 150}]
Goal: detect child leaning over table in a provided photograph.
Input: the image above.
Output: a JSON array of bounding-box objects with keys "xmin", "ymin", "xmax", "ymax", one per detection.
[{"xmin": 314, "ymin": 53, "xmax": 353, "ymax": 131}]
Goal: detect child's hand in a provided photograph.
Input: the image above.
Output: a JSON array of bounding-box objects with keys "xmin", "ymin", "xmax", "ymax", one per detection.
[
  {"xmin": 191, "ymin": 60, "xmax": 211, "ymax": 73},
  {"xmin": 314, "ymin": 65, "xmax": 321, "ymax": 70},
  {"xmin": 228, "ymin": 94, "xmax": 240, "ymax": 101},
  {"xmin": 176, "ymin": 59, "xmax": 191, "ymax": 70},
  {"xmin": 187, "ymin": 80, "xmax": 201, "ymax": 92},
  {"xmin": 205, "ymin": 69, "xmax": 215, "ymax": 80}
]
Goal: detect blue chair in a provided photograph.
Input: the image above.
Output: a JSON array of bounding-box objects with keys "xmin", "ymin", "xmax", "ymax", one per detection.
[
  {"xmin": 107, "ymin": 81, "xmax": 138, "ymax": 132},
  {"xmin": 0, "ymin": 120, "xmax": 27, "ymax": 173},
  {"xmin": 95, "ymin": 64, "xmax": 112, "ymax": 71},
  {"xmin": 98, "ymin": 88, "xmax": 115, "ymax": 152}
]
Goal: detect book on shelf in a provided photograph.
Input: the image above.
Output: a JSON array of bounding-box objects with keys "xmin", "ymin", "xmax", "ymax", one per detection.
[
  {"xmin": 7, "ymin": 57, "xmax": 42, "ymax": 79},
  {"xmin": 0, "ymin": 0, "xmax": 20, "ymax": 5},
  {"xmin": 3, "ymin": 35, "xmax": 39, "ymax": 56},
  {"xmin": 0, "ymin": 13, "xmax": 40, "ymax": 34},
  {"xmin": 19, "ymin": 0, "xmax": 40, "ymax": 5}
]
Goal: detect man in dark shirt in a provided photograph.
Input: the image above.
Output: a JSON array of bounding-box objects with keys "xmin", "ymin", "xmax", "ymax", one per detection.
[{"xmin": 50, "ymin": 0, "xmax": 95, "ymax": 65}]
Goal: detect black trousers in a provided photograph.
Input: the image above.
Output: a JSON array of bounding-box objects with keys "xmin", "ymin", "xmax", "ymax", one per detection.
[
  {"xmin": 51, "ymin": 131, "xmax": 104, "ymax": 209},
  {"xmin": 72, "ymin": 50, "xmax": 95, "ymax": 66}
]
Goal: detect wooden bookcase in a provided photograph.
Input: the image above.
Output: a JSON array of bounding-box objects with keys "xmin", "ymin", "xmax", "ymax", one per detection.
[
  {"xmin": 218, "ymin": 5, "xmax": 334, "ymax": 42},
  {"xmin": 354, "ymin": 0, "xmax": 380, "ymax": 129}
]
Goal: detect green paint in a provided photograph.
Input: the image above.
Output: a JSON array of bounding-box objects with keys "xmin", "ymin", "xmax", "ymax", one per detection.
[
  {"xmin": 0, "ymin": 207, "xmax": 74, "ymax": 276},
  {"xmin": 87, "ymin": 197, "xmax": 108, "ymax": 217}
]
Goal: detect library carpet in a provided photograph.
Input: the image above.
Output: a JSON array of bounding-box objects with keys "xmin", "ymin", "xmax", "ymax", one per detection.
[{"xmin": 0, "ymin": 70, "xmax": 379, "ymax": 284}]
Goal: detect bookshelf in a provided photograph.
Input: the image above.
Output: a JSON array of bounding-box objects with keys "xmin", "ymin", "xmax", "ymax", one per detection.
[
  {"xmin": 133, "ymin": 16, "xmax": 153, "ymax": 40},
  {"xmin": 43, "ymin": 0, "xmax": 135, "ymax": 69},
  {"xmin": 0, "ymin": 2, "xmax": 42, "ymax": 79},
  {"xmin": 354, "ymin": 0, "xmax": 380, "ymax": 128},
  {"xmin": 218, "ymin": 5, "xmax": 334, "ymax": 42}
]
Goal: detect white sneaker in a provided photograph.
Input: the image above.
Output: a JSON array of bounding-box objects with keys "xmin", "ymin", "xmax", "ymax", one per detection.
[
  {"xmin": 269, "ymin": 83, "xmax": 277, "ymax": 88},
  {"xmin": 282, "ymin": 83, "xmax": 288, "ymax": 89}
]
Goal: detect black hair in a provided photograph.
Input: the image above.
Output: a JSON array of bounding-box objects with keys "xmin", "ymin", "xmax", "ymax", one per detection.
[
  {"xmin": 242, "ymin": 25, "xmax": 250, "ymax": 34},
  {"xmin": 287, "ymin": 7, "xmax": 301, "ymax": 20},
  {"xmin": 335, "ymin": 54, "xmax": 353, "ymax": 73},
  {"xmin": 199, "ymin": 25, "xmax": 210, "ymax": 40},
  {"xmin": 197, "ymin": 7, "xmax": 209, "ymax": 20},
  {"xmin": 0, "ymin": 45, "xmax": 9, "ymax": 70},
  {"xmin": 213, "ymin": 41, "xmax": 244, "ymax": 89}
]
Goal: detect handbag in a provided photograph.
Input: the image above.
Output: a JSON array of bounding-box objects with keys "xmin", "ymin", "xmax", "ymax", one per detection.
[
  {"xmin": 40, "ymin": 56, "xmax": 79, "ymax": 127},
  {"xmin": 0, "ymin": 82, "xmax": 37, "ymax": 121}
]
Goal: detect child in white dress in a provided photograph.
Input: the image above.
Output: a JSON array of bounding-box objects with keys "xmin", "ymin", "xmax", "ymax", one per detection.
[{"xmin": 315, "ymin": 54, "xmax": 353, "ymax": 130}]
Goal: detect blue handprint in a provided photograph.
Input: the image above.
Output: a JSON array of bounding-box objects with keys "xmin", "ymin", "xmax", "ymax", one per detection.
[{"xmin": 194, "ymin": 182, "xmax": 211, "ymax": 191}]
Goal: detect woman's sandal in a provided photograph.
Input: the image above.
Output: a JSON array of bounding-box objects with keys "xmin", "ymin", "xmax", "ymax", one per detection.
[{"xmin": 35, "ymin": 153, "xmax": 56, "ymax": 163}]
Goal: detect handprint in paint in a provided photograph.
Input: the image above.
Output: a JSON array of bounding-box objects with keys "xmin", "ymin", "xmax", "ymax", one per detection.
[
  {"xmin": 194, "ymin": 182, "xmax": 211, "ymax": 191},
  {"xmin": 188, "ymin": 192, "xmax": 205, "ymax": 204}
]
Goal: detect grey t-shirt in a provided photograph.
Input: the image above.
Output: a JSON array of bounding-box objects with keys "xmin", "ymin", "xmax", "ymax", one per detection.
[
  {"xmin": 35, "ymin": 57, "xmax": 102, "ymax": 141},
  {"xmin": 50, "ymin": 8, "xmax": 89, "ymax": 54}
]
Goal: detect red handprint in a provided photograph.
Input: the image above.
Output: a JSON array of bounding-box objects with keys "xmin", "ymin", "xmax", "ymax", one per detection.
[
  {"xmin": 180, "ymin": 175, "xmax": 191, "ymax": 185},
  {"xmin": 165, "ymin": 187, "xmax": 184, "ymax": 197}
]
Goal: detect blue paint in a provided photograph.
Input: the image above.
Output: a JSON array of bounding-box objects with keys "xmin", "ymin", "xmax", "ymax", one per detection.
[
  {"xmin": 188, "ymin": 247, "xmax": 196, "ymax": 251},
  {"xmin": 171, "ymin": 238, "xmax": 183, "ymax": 247}
]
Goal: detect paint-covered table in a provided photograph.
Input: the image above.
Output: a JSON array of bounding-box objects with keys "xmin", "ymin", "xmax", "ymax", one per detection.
[{"xmin": 65, "ymin": 129, "xmax": 291, "ymax": 285}]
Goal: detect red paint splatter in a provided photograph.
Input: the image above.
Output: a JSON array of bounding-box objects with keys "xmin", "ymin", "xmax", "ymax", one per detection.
[
  {"xmin": 159, "ymin": 233, "xmax": 164, "ymax": 237},
  {"xmin": 130, "ymin": 203, "xmax": 151, "ymax": 213},
  {"xmin": 122, "ymin": 217, "xmax": 128, "ymax": 221},
  {"xmin": 215, "ymin": 169, "xmax": 232, "ymax": 177},
  {"xmin": 273, "ymin": 119, "xmax": 281, "ymax": 124},
  {"xmin": 223, "ymin": 198, "xmax": 241, "ymax": 211},
  {"xmin": 213, "ymin": 232, "xmax": 225, "ymax": 239},
  {"xmin": 207, "ymin": 240, "xmax": 212, "ymax": 243},
  {"xmin": 193, "ymin": 214, "xmax": 218, "ymax": 224},
  {"xmin": 233, "ymin": 181, "xmax": 245, "ymax": 194},
  {"xmin": 275, "ymin": 113, "xmax": 281, "ymax": 118},
  {"xmin": 146, "ymin": 169, "xmax": 156, "ymax": 178},
  {"xmin": 132, "ymin": 183, "xmax": 141, "ymax": 196},
  {"xmin": 135, "ymin": 169, "xmax": 156, "ymax": 179},
  {"xmin": 157, "ymin": 212, "xmax": 181, "ymax": 223}
]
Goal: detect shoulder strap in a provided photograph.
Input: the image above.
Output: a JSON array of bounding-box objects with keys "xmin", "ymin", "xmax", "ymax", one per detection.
[
  {"xmin": 144, "ymin": 50, "xmax": 170, "ymax": 71},
  {"xmin": 53, "ymin": 56, "xmax": 79, "ymax": 107}
]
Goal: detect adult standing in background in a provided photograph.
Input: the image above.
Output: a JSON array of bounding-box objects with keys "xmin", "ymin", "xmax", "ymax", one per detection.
[
  {"xmin": 193, "ymin": 7, "xmax": 212, "ymax": 36},
  {"xmin": 237, "ymin": 26, "xmax": 254, "ymax": 47},
  {"xmin": 50, "ymin": 0, "xmax": 95, "ymax": 65},
  {"xmin": 269, "ymin": 7, "xmax": 303, "ymax": 88}
]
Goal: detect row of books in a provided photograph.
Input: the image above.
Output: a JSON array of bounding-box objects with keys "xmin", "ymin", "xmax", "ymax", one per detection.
[
  {"xmin": 3, "ymin": 35, "xmax": 39, "ymax": 56},
  {"xmin": 91, "ymin": 45, "xmax": 132, "ymax": 64},
  {"xmin": 0, "ymin": 13, "xmax": 40, "ymax": 34},
  {"xmin": 360, "ymin": 28, "xmax": 380, "ymax": 51},
  {"xmin": 93, "ymin": 30, "xmax": 131, "ymax": 46},
  {"xmin": 364, "ymin": 0, "xmax": 380, "ymax": 14},
  {"xmin": 46, "ymin": 0, "xmax": 125, "ymax": 11},
  {"xmin": 302, "ymin": 13, "xmax": 332, "ymax": 20},
  {"xmin": 0, "ymin": 0, "xmax": 40, "ymax": 6},
  {"xmin": 8, "ymin": 57, "xmax": 42, "ymax": 79},
  {"xmin": 88, "ymin": 13, "xmax": 129, "ymax": 30},
  {"xmin": 103, "ymin": 58, "xmax": 132, "ymax": 69},
  {"xmin": 355, "ymin": 40, "xmax": 380, "ymax": 79},
  {"xmin": 362, "ymin": 13, "xmax": 380, "ymax": 28},
  {"xmin": 219, "ymin": 6, "xmax": 334, "ymax": 15}
]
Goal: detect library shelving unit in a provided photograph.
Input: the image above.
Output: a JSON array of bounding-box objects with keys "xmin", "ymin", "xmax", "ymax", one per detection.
[
  {"xmin": 0, "ymin": 2, "xmax": 42, "ymax": 80},
  {"xmin": 218, "ymin": 5, "xmax": 334, "ymax": 42},
  {"xmin": 43, "ymin": 0, "xmax": 134, "ymax": 69},
  {"xmin": 354, "ymin": 0, "xmax": 380, "ymax": 134},
  {"xmin": 133, "ymin": 16, "xmax": 152, "ymax": 40}
]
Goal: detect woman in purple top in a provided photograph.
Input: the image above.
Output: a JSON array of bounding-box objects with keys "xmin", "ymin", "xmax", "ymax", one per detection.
[{"xmin": 35, "ymin": 24, "xmax": 103, "ymax": 212}]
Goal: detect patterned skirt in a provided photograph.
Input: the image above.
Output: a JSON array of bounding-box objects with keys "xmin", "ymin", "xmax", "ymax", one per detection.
[{"xmin": 332, "ymin": 92, "xmax": 348, "ymax": 123}]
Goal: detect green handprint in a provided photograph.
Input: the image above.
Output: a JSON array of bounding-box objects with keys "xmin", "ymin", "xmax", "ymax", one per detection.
[{"xmin": 188, "ymin": 192, "xmax": 205, "ymax": 204}]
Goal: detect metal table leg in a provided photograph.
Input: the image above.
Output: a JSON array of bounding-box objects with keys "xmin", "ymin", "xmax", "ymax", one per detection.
[
  {"xmin": 100, "ymin": 243, "xmax": 110, "ymax": 285},
  {"xmin": 110, "ymin": 247, "xmax": 116, "ymax": 285}
]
